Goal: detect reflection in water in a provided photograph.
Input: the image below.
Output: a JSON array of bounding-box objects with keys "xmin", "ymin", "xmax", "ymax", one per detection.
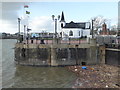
[{"xmin": 13, "ymin": 65, "xmax": 76, "ymax": 88}]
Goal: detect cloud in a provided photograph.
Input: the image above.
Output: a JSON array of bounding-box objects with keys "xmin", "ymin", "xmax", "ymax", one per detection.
[
  {"xmin": 0, "ymin": 2, "xmax": 55, "ymax": 33},
  {"xmin": 1, "ymin": 2, "xmax": 23, "ymax": 21},
  {"xmin": 0, "ymin": 2, "xmax": 25, "ymax": 33},
  {"xmin": 0, "ymin": 20, "xmax": 17, "ymax": 33},
  {"xmin": 29, "ymin": 16, "xmax": 54, "ymax": 33}
]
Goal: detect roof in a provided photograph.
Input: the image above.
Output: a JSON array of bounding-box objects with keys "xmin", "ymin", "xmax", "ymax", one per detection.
[
  {"xmin": 63, "ymin": 21, "xmax": 86, "ymax": 29},
  {"xmin": 60, "ymin": 11, "xmax": 65, "ymax": 22}
]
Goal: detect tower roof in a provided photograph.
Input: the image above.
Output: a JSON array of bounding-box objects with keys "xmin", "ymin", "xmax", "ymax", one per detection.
[{"xmin": 60, "ymin": 11, "xmax": 65, "ymax": 22}]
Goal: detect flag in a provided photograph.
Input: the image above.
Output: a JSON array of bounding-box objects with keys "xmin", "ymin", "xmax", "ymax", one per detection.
[
  {"xmin": 24, "ymin": 5, "xmax": 29, "ymax": 8},
  {"xmin": 26, "ymin": 11, "xmax": 30, "ymax": 14},
  {"xmin": 27, "ymin": 28, "xmax": 31, "ymax": 32}
]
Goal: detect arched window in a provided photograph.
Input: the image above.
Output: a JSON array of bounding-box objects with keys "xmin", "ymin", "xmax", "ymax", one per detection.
[
  {"xmin": 61, "ymin": 23, "xmax": 63, "ymax": 28},
  {"xmin": 69, "ymin": 30, "xmax": 73, "ymax": 36},
  {"xmin": 79, "ymin": 31, "xmax": 81, "ymax": 36}
]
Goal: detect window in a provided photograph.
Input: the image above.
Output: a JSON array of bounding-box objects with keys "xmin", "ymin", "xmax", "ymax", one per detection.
[
  {"xmin": 85, "ymin": 22, "xmax": 90, "ymax": 29},
  {"xmin": 69, "ymin": 30, "xmax": 73, "ymax": 36},
  {"xmin": 61, "ymin": 23, "xmax": 63, "ymax": 28},
  {"xmin": 79, "ymin": 31, "xmax": 81, "ymax": 36}
]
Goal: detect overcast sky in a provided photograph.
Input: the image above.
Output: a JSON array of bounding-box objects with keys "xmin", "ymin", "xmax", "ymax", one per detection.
[{"xmin": 0, "ymin": 0, "xmax": 119, "ymax": 34}]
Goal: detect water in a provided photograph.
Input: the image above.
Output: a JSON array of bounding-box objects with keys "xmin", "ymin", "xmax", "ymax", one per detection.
[
  {"xmin": 1, "ymin": 39, "xmax": 16, "ymax": 88},
  {"xmin": 1, "ymin": 39, "xmax": 76, "ymax": 88},
  {"xmin": 0, "ymin": 39, "xmax": 2, "ymax": 89}
]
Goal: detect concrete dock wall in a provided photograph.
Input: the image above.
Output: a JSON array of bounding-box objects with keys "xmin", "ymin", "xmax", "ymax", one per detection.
[
  {"xmin": 15, "ymin": 42, "xmax": 102, "ymax": 66},
  {"xmin": 105, "ymin": 48, "xmax": 120, "ymax": 65}
]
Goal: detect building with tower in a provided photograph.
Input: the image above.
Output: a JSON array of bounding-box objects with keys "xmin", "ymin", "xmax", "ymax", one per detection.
[
  {"xmin": 99, "ymin": 23, "xmax": 109, "ymax": 35},
  {"xmin": 58, "ymin": 11, "xmax": 91, "ymax": 39}
]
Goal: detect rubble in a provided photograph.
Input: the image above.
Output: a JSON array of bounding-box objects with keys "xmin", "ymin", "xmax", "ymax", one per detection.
[{"xmin": 67, "ymin": 64, "xmax": 120, "ymax": 88}]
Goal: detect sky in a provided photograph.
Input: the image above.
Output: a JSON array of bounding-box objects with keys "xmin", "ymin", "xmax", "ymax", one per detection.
[
  {"xmin": 118, "ymin": 1, "xmax": 120, "ymax": 29},
  {"xmin": 0, "ymin": 1, "xmax": 119, "ymax": 34}
]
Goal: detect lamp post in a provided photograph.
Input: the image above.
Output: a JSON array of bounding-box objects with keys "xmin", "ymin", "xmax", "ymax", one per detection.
[
  {"xmin": 24, "ymin": 25, "xmax": 26, "ymax": 43},
  {"xmin": 91, "ymin": 19, "xmax": 95, "ymax": 38},
  {"xmin": 18, "ymin": 18, "xmax": 21, "ymax": 43},
  {"xmin": 52, "ymin": 15, "xmax": 60, "ymax": 43},
  {"xmin": 27, "ymin": 27, "xmax": 31, "ymax": 44}
]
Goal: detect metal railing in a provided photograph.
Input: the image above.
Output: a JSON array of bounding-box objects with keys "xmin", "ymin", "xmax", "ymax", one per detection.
[{"xmin": 21, "ymin": 37, "xmax": 90, "ymax": 45}]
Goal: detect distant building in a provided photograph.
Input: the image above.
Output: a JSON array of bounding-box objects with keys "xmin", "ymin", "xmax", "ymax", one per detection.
[
  {"xmin": 2, "ymin": 32, "xmax": 7, "ymax": 37},
  {"xmin": 31, "ymin": 33, "xmax": 40, "ymax": 38},
  {"xmin": 99, "ymin": 23, "xmax": 109, "ymax": 35},
  {"xmin": 0, "ymin": 32, "xmax": 17, "ymax": 39},
  {"xmin": 30, "ymin": 32, "xmax": 54, "ymax": 38},
  {"xmin": 59, "ymin": 12, "xmax": 91, "ymax": 38},
  {"xmin": 0, "ymin": 33, "xmax": 2, "ymax": 38}
]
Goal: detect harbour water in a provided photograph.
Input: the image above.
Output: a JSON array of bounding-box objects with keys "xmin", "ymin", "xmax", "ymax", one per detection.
[{"xmin": 1, "ymin": 39, "xmax": 76, "ymax": 88}]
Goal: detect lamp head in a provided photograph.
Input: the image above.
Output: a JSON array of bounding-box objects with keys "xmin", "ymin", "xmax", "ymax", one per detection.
[
  {"xmin": 58, "ymin": 15, "xmax": 60, "ymax": 20},
  {"xmin": 52, "ymin": 15, "xmax": 55, "ymax": 21},
  {"xmin": 18, "ymin": 18, "xmax": 21, "ymax": 21}
]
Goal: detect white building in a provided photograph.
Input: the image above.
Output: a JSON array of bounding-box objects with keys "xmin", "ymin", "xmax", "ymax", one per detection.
[{"xmin": 58, "ymin": 12, "xmax": 91, "ymax": 38}]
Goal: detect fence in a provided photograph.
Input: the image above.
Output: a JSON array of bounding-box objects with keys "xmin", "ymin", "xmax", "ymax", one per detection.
[{"xmin": 21, "ymin": 38, "xmax": 90, "ymax": 45}]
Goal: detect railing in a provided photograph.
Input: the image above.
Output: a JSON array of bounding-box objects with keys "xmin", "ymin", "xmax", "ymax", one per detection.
[{"xmin": 20, "ymin": 38, "xmax": 90, "ymax": 45}]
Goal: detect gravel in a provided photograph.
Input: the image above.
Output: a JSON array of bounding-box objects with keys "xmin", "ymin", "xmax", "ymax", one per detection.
[{"xmin": 67, "ymin": 64, "xmax": 120, "ymax": 88}]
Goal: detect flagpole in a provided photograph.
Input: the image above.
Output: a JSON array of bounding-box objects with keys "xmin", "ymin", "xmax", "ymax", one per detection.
[
  {"xmin": 23, "ymin": 3, "xmax": 30, "ymax": 43},
  {"xmin": 23, "ymin": 3, "xmax": 26, "ymax": 43},
  {"xmin": 27, "ymin": 26, "xmax": 28, "ymax": 44}
]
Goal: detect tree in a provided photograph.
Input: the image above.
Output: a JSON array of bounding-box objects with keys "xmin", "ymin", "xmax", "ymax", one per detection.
[{"xmin": 91, "ymin": 15, "xmax": 107, "ymax": 35}]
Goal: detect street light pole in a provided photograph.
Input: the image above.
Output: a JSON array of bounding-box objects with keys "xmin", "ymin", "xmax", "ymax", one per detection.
[
  {"xmin": 18, "ymin": 18, "xmax": 21, "ymax": 43},
  {"xmin": 24, "ymin": 25, "xmax": 26, "ymax": 43},
  {"xmin": 55, "ymin": 19, "xmax": 57, "ymax": 39},
  {"xmin": 52, "ymin": 15, "xmax": 60, "ymax": 44},
  {"xmin": 92, "ymin": 19, "xmax": 94, "ymax": 38}
]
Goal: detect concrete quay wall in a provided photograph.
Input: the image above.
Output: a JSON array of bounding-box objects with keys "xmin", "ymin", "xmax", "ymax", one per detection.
[{"xmin": 15, "ymin": 43, "xmax": 104, "ymax": 66}]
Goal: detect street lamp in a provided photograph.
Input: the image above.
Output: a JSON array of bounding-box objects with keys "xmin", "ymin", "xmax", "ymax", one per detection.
[
  {"xmin": 27, "ymin": 27, "xmax": 31, "ymax": 44},
  {"xmin": 52, "ymin": 15, "xmax": 60, "ymax": 40},
  {"xmin": 24, "ymin": 25, "xmax": 26, "ymax": 43},
  {"xmin": 91, "ymin": 19, "xmax": 95, "ymax": 38},
  {"xmin": 18, "ymin": 18, "xmax": 21, "ymax": 43}
]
